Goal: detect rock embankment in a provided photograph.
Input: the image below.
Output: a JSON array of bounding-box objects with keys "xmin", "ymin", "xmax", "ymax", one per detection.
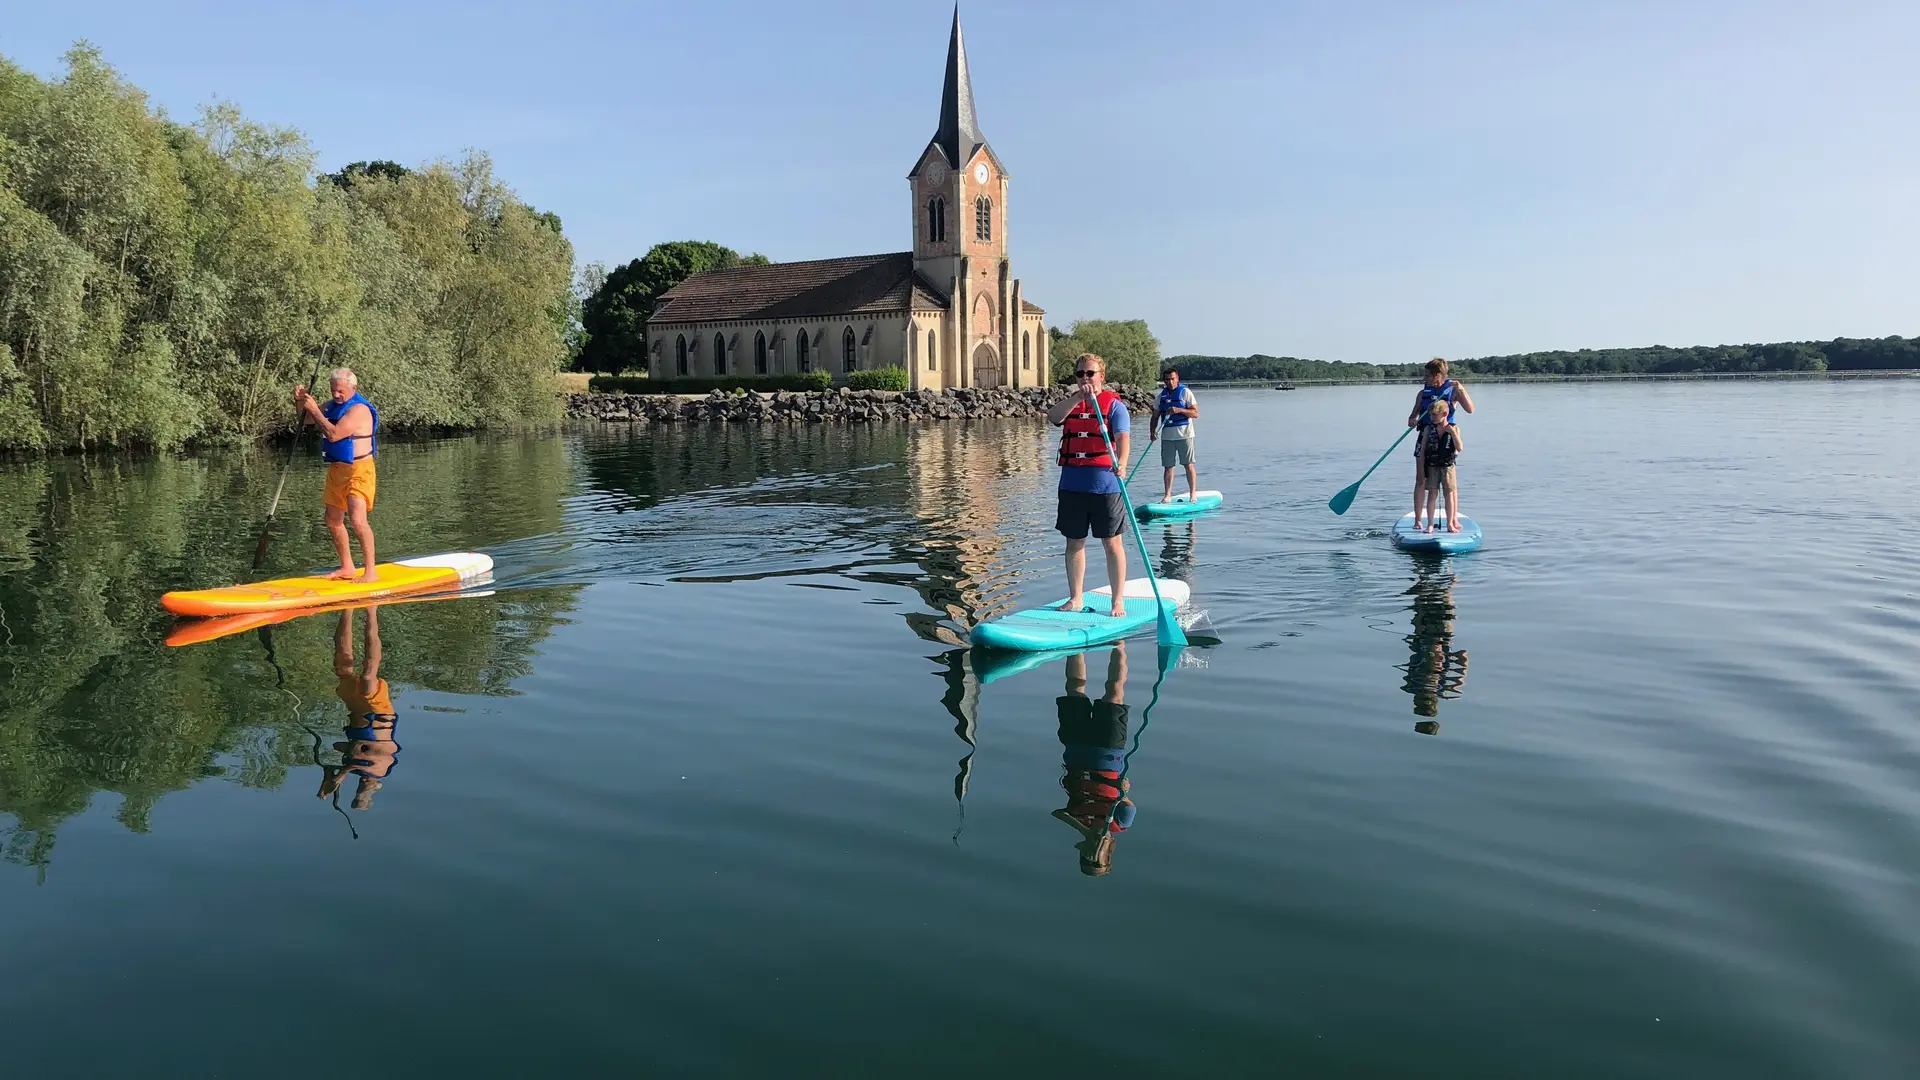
[{"xmin": 565, "ymin": 386, "xmax": 1155, "ymax": 424}]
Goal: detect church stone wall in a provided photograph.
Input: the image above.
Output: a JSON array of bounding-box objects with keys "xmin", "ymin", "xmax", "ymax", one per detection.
[{"xmin": 649, "ymin": 316, "xmax": 912, "ymax": 383}]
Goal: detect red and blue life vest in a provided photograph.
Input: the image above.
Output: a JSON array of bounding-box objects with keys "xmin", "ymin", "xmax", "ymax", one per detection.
[
  {"xmin": 320, "ymin": 393, "xmax": 379, "ymax": 463},
  {"xmin": 1059, "ymin": 390, "xmax": 1122, "ymax": 469}
]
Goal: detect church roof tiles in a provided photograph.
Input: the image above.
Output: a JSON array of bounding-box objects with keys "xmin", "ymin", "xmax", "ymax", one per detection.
[{"xmin": 651, "ymin": 252, "xmax": 949, "ymax": 325}]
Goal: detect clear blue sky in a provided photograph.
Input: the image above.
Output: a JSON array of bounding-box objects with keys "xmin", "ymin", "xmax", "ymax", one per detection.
[{"xmin": 7, "ymin": 0, "xmax": 1917, "ymax": 361}]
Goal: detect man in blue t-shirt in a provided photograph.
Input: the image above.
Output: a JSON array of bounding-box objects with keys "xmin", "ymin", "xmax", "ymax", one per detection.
[{"xmin": 1045, "ymin": 353, "xmax": 1131, "ymax": 617}]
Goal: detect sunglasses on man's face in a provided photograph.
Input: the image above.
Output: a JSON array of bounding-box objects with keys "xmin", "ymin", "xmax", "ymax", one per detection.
[{"xmin": 1075, "ymin": 369, "xmax": 1098, "ymax": 378}]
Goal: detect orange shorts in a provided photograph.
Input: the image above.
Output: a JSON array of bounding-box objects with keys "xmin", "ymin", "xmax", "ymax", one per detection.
[{"xmin": 323, "ymin": 458, "xmax": 377, "ymax": 512}]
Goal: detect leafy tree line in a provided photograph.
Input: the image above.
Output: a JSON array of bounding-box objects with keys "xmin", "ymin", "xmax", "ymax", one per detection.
[
  {"xmin": 573, "ymin": 240, "xmax": 768, "ymax": 374},
  {"xmin": 1048, "ymin": 319, "xmax": 1161, "ymax": 387},
  {"xmin": 0, "ymin": 44, "xmax": 575, "ymax": 452},
  {"xmin": 1168, "ymin": 335, "xmax": 1920, "ymax": 383}
]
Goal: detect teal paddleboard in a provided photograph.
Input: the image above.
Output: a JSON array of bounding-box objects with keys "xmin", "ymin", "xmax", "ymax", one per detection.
[
  {"xmin": 970, "ymin": 578, "xmax": 1190, "ymax": 653},
  {"xmin": 1392, "ymin": 511, "xmax": 1482, "ymax": 553},
  {"xmin": 1135, "ymin": 489, "xmax": 1223, "ymax": 518}
]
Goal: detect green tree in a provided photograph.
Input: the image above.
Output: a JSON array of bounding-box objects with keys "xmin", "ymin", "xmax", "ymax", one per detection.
[
  {"xmin": 321, "ymin": 159, "xmax": 411, "ymax": 189},
  {"xmin": 0, "ymin": 43, "xmax": 575, "ymax": 451},
  {"xmin": 576, "ymin": 240, "xmax": 766, "ymax": 374},
  {"xmin": 1048, "ymin": 318, "xmax": 1160, "ymax": 388}
]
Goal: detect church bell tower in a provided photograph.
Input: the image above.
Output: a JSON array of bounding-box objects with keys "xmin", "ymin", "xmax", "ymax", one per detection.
[{"xmin": 909, "ymin": 7, "xmax": 1017, "ymax": 388}]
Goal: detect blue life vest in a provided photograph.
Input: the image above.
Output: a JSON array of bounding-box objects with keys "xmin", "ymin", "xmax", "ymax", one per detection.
[
  {"xmin": 1416, "ymin": 380, "xmax": 1461, "ymax": 429},
  {"xmin": 1157, "ymin": 385, "xmax": 1193, "ymax": 428},
  {"xmin": 320, "ymin": 393, "xmax": 379, "ymax": 463}
]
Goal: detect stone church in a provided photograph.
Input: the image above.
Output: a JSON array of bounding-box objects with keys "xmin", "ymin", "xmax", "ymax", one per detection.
[{"xmin": 646, "ymin": 10, "xmax": 1046, "ymax": 391}]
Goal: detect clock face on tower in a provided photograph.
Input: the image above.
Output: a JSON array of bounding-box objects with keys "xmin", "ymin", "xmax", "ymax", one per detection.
[
  {"xmin": 973, "ymin": 162, "xmax": 989, "ymax": 184},
  {"xmin": 926, "ymin": 159, "xmax": 946, "ymax": 183}
]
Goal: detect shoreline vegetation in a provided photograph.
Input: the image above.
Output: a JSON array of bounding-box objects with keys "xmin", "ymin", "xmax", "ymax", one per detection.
[
  {"xmin": 0, "ymin": 45, "xmax": 574, "ymax": 454},
  {"xmin": 1193, "ymin": 368, "xmax": 1920, "ymax": 388},
  {"xmin": 1167, "ymin": 334, "xmax": 1920, "ymax": 384}
]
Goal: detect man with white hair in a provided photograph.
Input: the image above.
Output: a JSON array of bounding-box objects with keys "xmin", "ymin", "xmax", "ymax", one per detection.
[{"xmin": 294, "ymin": 368, "xmax": 380, "ymax": 582}]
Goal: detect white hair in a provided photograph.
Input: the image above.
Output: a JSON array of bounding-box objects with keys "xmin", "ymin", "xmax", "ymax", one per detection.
[{"xmin": 330, "ymin": 367, "xmax": 358, "ymax": 388}]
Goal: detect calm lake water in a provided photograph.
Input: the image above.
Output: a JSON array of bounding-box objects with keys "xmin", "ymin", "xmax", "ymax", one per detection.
[{"xmin": 2, "ymin": 382, "xmax": 1917, "ymax": 1078}]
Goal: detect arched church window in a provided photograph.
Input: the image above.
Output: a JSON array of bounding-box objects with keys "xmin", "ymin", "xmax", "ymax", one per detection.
[
  {"xmin": 797, "ymin": 329, "xmax": 811, "ymax": 373},
  {"xmin": 842, "ymin": 326, "xmax": 857, "ymax": 373},
  {"xmin": 1022, "ymin": 331, "xmax": 1031, "ymax": 369},
  {"xmin": 974, "ymin": 196, "xmax": 992, "ymax": 242},
  {"xmin": 928, "ymin": 197, "xmax": 946, "ymax": 243},
  {"xmin": 755, "ymin": 331, "xmax": 768, "ymax": 374},
  {"xmin": 713, "ymin": 333, "xmax": 726, "ymax": 375},
  {"xmin": 676, "ymin": 334, "xmax": 688, "ymax": 376},
  {"xmin": 927, "ymin": 330, "xmax": 938, "ymax": 371}
]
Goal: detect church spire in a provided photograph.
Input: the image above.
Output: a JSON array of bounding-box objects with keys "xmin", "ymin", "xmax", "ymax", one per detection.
[{"xmin": 933, "ymin": 6, "xmax": 984, "ymax": 169}]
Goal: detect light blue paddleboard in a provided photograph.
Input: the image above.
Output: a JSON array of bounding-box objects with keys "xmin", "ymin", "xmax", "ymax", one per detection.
[
  {"xmin": 970, "ymin": 578, "xmax": 1191, "ymax": 653},
  {"xmin": 1135, "ymin": 489, "xmax": 1223, "ymax": 518},
  {"xmin": 1392, "ymin": 510, "xmax": 1483, "ymax": 554}
]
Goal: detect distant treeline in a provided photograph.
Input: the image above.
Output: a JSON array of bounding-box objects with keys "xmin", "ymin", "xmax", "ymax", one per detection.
[
  {"xmin": 1169, "ymin": 335, "xmax": 1920, "ymax": 383},
  {"xmin": 0, "ymin": 46, "xmax": 575, "ymax": 452}
]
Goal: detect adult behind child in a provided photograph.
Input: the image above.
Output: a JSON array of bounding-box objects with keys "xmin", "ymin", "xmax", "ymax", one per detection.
[
  {"xmin": 1149, "ymin": 367, "xmax": 1199, "ymax": 504},
  {"xmin": 1045, "ymin": 353, "xmax": 1130, "ymax": 618},
  {"xmin": 1407, "ymin": 358, "xmax": 1474, "ymax": 524}
]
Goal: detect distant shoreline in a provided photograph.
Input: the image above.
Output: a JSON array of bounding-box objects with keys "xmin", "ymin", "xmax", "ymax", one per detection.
[{"xmin": 1187, "ymin": 369, "xmax": 1920, "ymax": 389}]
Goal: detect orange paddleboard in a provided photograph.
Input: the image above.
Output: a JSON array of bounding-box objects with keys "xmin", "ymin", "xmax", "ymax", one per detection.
[
  {"xmin": 161, "ymin": 553, "xmax": 493, "ymax": 617},
  {"xmin": 164, "ymin": 587, "xmax": 496, "ymax": 647}
]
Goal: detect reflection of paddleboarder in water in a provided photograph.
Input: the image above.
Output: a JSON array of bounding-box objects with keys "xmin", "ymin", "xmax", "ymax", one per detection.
[
  {"xmin": 1053, "ymin": 643, "xmax": 1135, "ymax": 876},
  {"xmin": 1156, "ymin": 521, "xmax": 1196, "ymax": 587},
  {"xmin": 1401, "ymin": 565, "xmax": 1468, "ymax": 728},
  {"xmin": 318, "ymin": 606, "xmax": 399, "ymax": 810}
]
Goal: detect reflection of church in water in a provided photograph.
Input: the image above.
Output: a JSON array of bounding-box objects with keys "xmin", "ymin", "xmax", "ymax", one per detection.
[
  {"xmin": 647, "ymin": 10, "xmax": 1048, "ymax": 392},
  {"xmin": 901, "ymin": 424, "xmax": 1050, "ymax": 647}
]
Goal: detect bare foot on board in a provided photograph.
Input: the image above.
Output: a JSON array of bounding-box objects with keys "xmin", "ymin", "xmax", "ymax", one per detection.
[
  {"xmin": 356, "ymin": 569, "xmax": 381, "ymax": 583},
  {"xmin": 326, "ymin": 567, "xmax": 358, "ymax": 581},
  {"xmin": 1108, "ymin": 605, "xmax": 1127, "ymax": 618},
  {"xmin": 1448, "ymin": 520, "xmax": 1462, "ymax": 533}
]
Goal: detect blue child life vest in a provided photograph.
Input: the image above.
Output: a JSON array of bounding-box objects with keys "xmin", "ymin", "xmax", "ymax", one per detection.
[
  {"xmin": 1415, "ymin": 380, "xmax": 1462, "ymax": 429},
  {"xmin": 320, "ymin": 392, "xmax": 379, "ymax": 463},
  {"xmin": 1157, "ymin": 386, "xmax": 1194, "ymax": 430}
]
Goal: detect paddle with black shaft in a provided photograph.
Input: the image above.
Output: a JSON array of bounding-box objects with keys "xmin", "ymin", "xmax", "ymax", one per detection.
[
  {"xmin": 252, "ymin": 346, "xmax": 328, "ymax": 569},
  {"xmin": 1327, "ymin": 427, "xmax": 1414, "ymax": 516},
  {"xmin": 1086, "ymin": 390, "xmax": 1188, "ymax": 648}
]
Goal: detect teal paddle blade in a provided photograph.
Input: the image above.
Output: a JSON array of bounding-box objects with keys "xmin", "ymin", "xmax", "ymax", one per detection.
[
  {"xmin": 1328, "ymin": 428, "xmax": 1413, "ymax": 516},
  {"xmin": 1155, "ymin": 602, "xmax": 1188, "ymax": 647},
  {"xmin": 1328, "ymin": 482, "xmax": 1360, "ymax": 515}
]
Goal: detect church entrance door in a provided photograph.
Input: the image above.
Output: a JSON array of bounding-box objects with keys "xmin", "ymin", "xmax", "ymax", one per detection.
[{"xmin": 972, "ymin": 343, "xmax": 1001, "ymax": 389}]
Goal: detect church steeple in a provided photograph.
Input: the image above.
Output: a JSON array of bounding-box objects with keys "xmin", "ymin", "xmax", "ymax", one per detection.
[{"xmin": 932, "ymin": 6, "xmax": 984, "ymax": 171}]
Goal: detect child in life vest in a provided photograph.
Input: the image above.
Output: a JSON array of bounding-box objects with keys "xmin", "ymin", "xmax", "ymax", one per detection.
[
  {"xmin": 1408, "ymin": 358, "xmax": 1473, "ymax": 525},
  {"xmin": 1418, "ymin": 400, "xmax": 1464, "ymax": 533}
]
